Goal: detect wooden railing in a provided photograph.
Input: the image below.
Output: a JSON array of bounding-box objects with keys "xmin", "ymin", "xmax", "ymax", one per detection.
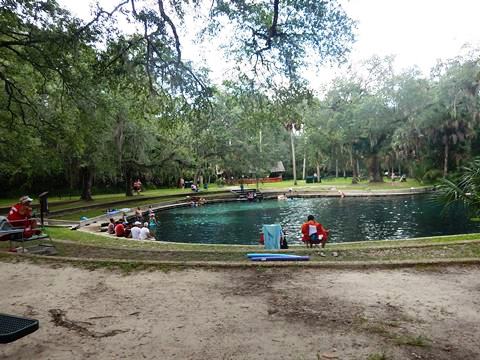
[{"xmin": 240, "ymin": 176, "xmax": 282, "ymax": 184}]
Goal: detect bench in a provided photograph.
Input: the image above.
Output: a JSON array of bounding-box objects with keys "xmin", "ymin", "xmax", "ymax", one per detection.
[
  {"xmin": 0, "ymin": 313, "xmax": 39, "ymax": 343},
  {"xmin": 0, "ymin": 229, "xmax": 57, "ymax": 255}
]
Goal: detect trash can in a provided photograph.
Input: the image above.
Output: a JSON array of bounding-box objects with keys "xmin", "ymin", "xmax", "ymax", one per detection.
[
  {"xmin": 305, "ymin": 176, "xmax": 314, "ymax": 184},
  {"xmin": 203, "ymin": 183, "xmax": 208, "ymax": 190}
]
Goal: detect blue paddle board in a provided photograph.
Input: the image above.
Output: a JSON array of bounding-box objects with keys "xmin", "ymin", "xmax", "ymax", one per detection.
[
  {"xmin": 247, "ymin": 253, "xmax": 299, "ymax": 258},
  {"xmin": 250, "ymin": 255, "xmax": 310, "ymax": 261}
]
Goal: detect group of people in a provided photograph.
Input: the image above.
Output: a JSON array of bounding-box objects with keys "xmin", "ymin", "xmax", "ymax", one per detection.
[
  {"xmin": 188, "ymin": 197, "xmax": 206, "ymax": 207},
  {"xmin": 6, "ymin": 195, "xmax": 329, "ymax": 249},
  {"xmin": 107, "ymin": 218, "xmax": 153, "ymax": 240},
  {"xmin": 107, "ymin": 206, "xmax": 158, "ymax": 240}
]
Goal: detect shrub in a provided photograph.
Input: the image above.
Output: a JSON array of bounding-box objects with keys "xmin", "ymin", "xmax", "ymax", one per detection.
[{"xmin": 422, "ymin": 169, "xmax": 443, "ymax": 183}]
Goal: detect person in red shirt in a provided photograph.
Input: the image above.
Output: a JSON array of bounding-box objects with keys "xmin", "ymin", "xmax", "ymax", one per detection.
[
  {"xmin": 301, "ymin": 215, "xmax": 329, "ymax": 248},
  {"xmin": 114, "ymin": 221, "xmax": 125, "ymax": 237},
  {"xmin": 7, "ymin": 195, "xmax": 40, "ymax": 238}
]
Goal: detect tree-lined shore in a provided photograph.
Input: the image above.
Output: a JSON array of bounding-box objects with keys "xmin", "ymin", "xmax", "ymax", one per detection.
[{"xmin": 1, "ymin": 1, "xmax": 478, "ymax": 204}]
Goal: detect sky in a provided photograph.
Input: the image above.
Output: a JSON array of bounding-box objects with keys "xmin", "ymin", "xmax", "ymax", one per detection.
[
  {"xmin": 342, "ymin": 0, "xmax": 479, "ymax": 72},
  {"xmin": 58, "ymin": 0, "xmax": 480, "ymax": 88}
]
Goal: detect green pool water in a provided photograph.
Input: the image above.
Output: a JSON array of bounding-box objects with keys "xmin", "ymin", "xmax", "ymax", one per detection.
[{"xmin": 154, "ymin": 195, "xmax": 480, "ymax": 245}]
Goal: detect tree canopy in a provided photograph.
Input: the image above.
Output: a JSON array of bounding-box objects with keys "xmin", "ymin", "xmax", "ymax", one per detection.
[{"xmin": 1, "ymin": 0, "xmax": 480, "ymax": 200}]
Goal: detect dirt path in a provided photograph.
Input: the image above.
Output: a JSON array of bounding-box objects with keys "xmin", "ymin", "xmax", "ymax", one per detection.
[{"xmin": 1, "ymin": 263, "xmax": 479, "ymax": 360}]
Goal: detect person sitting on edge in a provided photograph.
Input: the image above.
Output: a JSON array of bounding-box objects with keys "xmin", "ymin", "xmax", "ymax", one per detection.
[
  {"xmin": 140, "ymin": 222, "xmax": 153, "ymax": 240},
  {"xmin": 301, "ymin": 215, "xmax": 329, "ymax": 248},
  {"xmin": 114, "ymin": 220, "xmax": 125, "ymax": 237},
  {"xmin": 124, "ymin": 222, "xmax": 133, "ymax": 238},
  {"xmin": 280, "ymin": 229, "xmax": 289, "ymax": 249},
  {"xmin": 130, "ymin": 221, "xmax": 142, "ymax": 240},
  {"xmin": 7, "ymin": 195, "xmax": 41, "ymax": 238},
  {"xmin": 107, "ymin": 218, "xmax": 116, "ymax": 234}
]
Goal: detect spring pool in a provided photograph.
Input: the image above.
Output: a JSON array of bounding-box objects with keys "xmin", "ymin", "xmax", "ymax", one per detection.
[{"xmin": 154, "ymin": 195, "xmax": 480, "ymax": 245}]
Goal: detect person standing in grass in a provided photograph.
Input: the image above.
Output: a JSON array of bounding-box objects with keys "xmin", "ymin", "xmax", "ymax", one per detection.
[
  {"xmin": 133, "ymin": 179, "xmax": 142, "ymax": 195},
  {"xmin": 135, "ymin": 207, "xmax": 143, "ymax": 221}
]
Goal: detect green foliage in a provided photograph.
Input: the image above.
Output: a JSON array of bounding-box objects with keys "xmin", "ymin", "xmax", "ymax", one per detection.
[
  {"xmin": 422, "ymin": 169, "xmax": 443, "ymax": 183},
  {"xmin": 437, "ymin": 157, "xmax": 480, "ymax": 216},
  {"xmin": 1, "ymin": 0, "xmax": 480, "ymax": 203},
  {"xmin": 208, "ymin": 0, "xmax": 355, "ymax": 83}
]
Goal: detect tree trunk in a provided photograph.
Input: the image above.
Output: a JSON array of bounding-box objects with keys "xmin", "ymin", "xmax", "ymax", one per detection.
[
  {"xmin": 124, "ymin": 165, "xmax": 133, "ymax": 197},
  {"xmin": 316, "ymin": 163, "xmax": 321, "ymax": 182},
  {"xmin": 302, "ymin": 150, "xmax": 306, "ymax": 180},
  {"xmin": 335, "ymin": 159, "xmax": 338, "ymax": 178},
  {"xmin": 290, "ymin": 130, "xmax": 297, "ymax": 185},
  {"xmin": 350, "ymin": 148, "xmax": 358, "ymax": 178},
  {"xmin": 368, "ymin": 154, "xmax": 384, "ymax": 183},
  {"xmin": 193, "ymin": 168, "xmax": 202, "ymax": 186},
  {"xmin": 443, "ymin": 141, "xmax": 449, "ymax": 177},
  {"xmin": 80, "ymin": 166, "xmax": 94, "ymax": 201},
  {"xmin": 259, "ymin": 129, "xmax": 262, "ymax": 154}
]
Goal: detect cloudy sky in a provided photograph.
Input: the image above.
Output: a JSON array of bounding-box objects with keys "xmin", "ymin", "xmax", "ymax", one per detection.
[
  {"xmin": 343, "ymin": 0, "xmax": 479, "ymax": 70},
  {"xmin": 59, "ymin": 0, "xmax": 480, "ymax": 86}
]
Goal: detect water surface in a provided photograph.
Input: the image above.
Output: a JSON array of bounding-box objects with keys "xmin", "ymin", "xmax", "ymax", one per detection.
[{"xmin": 155, "ymin": 195, "xmax": 480, "ymax": 245}]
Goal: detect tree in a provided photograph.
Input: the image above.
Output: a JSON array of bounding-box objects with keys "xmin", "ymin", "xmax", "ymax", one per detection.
[
  {"xmin": 438, "ymin": 158, "xmax": 480, "ymax": 217},
  {"xmin": 430, "ymin": 57, "xmax": 480, "ymax": 177},
  {"xmin": 205, "ymin": 0, "xmax": 355, "ymax": 81},
  {"xmin": 211, "ymin": 81, "xmax": 284, "ymax": 184}
]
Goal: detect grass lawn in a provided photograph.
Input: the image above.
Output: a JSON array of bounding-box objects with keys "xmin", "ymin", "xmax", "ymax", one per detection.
[
  {"xmin": 1, "ymin": 227, "xmax": 479, "ymax": 270},
  {"xmin": 0, "ymin": 178, "xmax": 429, "ymax": 208},
  {"xmin": 37, "ymin": 228, "xmax": 480, "ymax": 263},
  {"xmin": 43, "ymin": 227, "xmax": 480, "ymax": 252}
]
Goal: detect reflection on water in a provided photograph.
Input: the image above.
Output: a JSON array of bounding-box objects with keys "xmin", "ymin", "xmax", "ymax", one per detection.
[{"xmin": 155, "ymin": 195, "xmax": 480, "ymax": 245}]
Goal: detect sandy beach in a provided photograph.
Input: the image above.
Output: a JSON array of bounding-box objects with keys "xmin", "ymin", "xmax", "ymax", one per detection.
[{"xmin": 1, "ymin": 262, "xmax": 479, "ymax": 359}]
